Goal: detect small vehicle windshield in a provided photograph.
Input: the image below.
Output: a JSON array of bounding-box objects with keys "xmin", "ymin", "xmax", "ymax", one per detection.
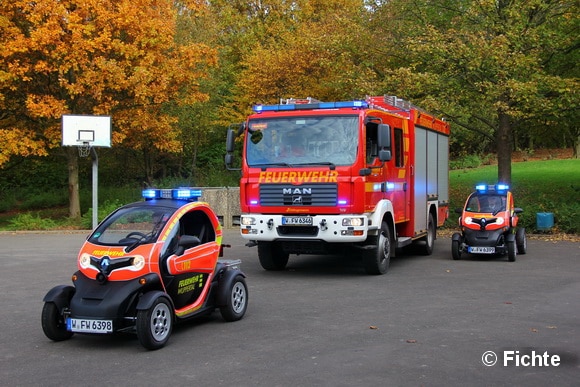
[
  {"xmin": 246, "ymin": 115, "xmax": 359, "ymax": 167},
  {"xmin": 466, "ymin": 194, "xmax": 507, "ymax": 214},
  {"xmin": 89, "ymin": 206, "xmax": 174, "ymax": 245}
]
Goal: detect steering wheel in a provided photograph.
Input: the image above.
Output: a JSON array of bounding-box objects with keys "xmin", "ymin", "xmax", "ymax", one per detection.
[{"xmin": 125, "ymin": 231, "xmax": 148, "ymax": 240}]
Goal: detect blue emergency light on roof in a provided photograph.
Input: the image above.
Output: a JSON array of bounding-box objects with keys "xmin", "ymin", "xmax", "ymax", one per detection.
[
  {"xmin": 252, "ymin": 100, "xmax": 368, "ymax": 113},
  {"xmin": 142, "ymin": 188, "xmax": 202, "ymax": 201},
  {"xmin": 475, "ymin": 184, "xmax": 509, "ymax": 194}
]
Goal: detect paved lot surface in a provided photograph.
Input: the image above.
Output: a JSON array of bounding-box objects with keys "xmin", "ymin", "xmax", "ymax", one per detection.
[{"xmin": 0, "ymin": 230, "xmax": 578, "ymax": 386}]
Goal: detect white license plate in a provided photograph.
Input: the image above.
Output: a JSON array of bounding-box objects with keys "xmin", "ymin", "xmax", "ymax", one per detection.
[
  {"xmin": 67, "ymin": 318, "xmax": 113, "ymax": 333},
  {"xmin": 282, "ymin": 216, "xmax": 313, "ymax": 225},
  {"xmin": 468, "ymin": 246, "xmax": 495, "ymax": 254}
]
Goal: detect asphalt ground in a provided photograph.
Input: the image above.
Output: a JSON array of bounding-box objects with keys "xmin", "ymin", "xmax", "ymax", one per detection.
[{"xmin": 0, "ymin": 229, "xmax": 578, "ymax": 386}]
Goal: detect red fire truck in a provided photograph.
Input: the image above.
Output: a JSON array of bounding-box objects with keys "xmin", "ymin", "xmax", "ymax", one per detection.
[{"xmin": 225, "ymin": 96, "xmax": 450, "ymax": 274}]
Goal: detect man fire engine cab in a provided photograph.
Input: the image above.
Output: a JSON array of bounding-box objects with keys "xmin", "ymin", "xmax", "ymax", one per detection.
[{"xmin": 226, "ymin": 96, "xmax": 450, "ymax": 275}]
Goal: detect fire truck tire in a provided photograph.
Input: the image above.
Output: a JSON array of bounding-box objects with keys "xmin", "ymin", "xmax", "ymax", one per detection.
[
  {"xmin": 507, "ymin": 240, "xmax": 516, "ymax": 262},
  {"xmin": 516, "ymin": 228, "xmax": 527, "ymax": 255},
  {"xmin": 422, "ymin": 213, "xmax": 436, "ymax": 255},
  {"xmin": 258, "ymin": 242, "xmax": 289, "ymax": 271},
  {"xmin": 363, "ymin": 221, "xmax": 391, "ymax": 275}
]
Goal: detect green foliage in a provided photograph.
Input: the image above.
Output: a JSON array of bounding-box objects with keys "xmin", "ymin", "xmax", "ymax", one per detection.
[
  {"xmin": 81, "ymin": 200, "xmax": 126, "ymax": 229},
  {"xmin": 7, "ymin": 213, "xmax": 57, "ymax": 231}
]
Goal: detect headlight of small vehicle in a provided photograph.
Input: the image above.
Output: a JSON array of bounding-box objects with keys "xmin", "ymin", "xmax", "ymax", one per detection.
[
  {"xmin": 79, "ymin": 254, "xmax": 91, "ymax": 269},
  {"xmin": 132, "ymin": 256, "xmax": 145, "ymax": 270}
]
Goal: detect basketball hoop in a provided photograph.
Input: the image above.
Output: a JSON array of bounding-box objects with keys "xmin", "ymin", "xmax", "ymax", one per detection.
[{"xmin": 78, "ymin": 141, "xmax": 91, "ymax": 158}]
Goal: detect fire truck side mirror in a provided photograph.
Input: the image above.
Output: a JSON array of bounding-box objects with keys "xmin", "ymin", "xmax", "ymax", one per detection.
[
  {"xmin": 377, "ymin": 124, "xmax": 392, "ymax": 161},
  {"xmin": 226, "ymin": 129, "xmax": 236, "ymax": 153}
]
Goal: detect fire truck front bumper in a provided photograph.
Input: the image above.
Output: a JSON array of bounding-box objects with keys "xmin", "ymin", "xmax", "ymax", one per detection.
[{"xmin": 239, "ymin": 214, "xmax": 370, "ymax": 243}]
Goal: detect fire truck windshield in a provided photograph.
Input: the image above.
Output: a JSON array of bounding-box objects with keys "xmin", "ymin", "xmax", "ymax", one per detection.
[{"xmin": 246, "ymin": 116, "xmax": 359, "ymax": 167}]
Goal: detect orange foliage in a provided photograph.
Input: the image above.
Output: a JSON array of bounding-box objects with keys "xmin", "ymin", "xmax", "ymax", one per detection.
[{"xmin": 0, "ymin": 0, "xmax": 216, "ymax": 166}]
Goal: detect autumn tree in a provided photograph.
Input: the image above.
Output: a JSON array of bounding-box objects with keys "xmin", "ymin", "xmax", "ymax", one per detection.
[
  {"xmin": 370, "ymin": 0, "xmax": 578, "ymax": 184},
  {"xmin": 0, "ymin": 0, "xmax": 216, "ymax": 218}
]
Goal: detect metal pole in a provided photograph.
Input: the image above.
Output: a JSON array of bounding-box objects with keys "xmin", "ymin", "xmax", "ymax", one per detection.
[{"xmin": 90, "ymin": 147, "xmax": 98, "ymax": 230}]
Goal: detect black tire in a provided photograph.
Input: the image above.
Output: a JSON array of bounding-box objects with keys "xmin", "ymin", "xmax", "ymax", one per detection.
[
  {"xmin": 220, "ymin": 275, "xmax": 248, "ymax": 322},
  {"xmin": 136, "ymin": 296, "xmax": 173, "ymax": 350},
  {"xmin": 507, "ymin": 240, "xmax": 516, "ymax": 262},
  {"xmin": 451, "ymin": 238, "xmax": 462, "ymax": 261},
  {"xmin": 257, "ymin": 242, "xmax": 289, "ymax": 271},
  {"xmin": 41, "ymin": 302, "xmax": 73, "ymax": 342},
  {"xmin": 363, "ymin": 221, "xmax": 391, "ymax": 275},
  {"xmin": 516, "ymin": 228, "xmax": 527, "ymax": 255},
  {"xmin": 422, "ymin": 213, "xmax": 436, "ymax": 255}
]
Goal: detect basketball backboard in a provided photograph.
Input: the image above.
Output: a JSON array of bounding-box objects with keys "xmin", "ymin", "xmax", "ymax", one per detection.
[{"xmin": 62, "ymin": 115, "xmax": 111, "ymax": 147}]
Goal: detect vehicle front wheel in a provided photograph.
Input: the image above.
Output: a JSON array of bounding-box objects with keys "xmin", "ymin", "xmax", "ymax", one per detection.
[
  {"xmin": 516, "ymin": 228, "xmax": 527, "ymax": 255},
  {"xmin": 451, "ymin": 237, "xmax": 462, "ymax": 261},
  {"xmin": 363, "ymin": 221, "xmax": 392, "ymax": 275},
  {"xmin": 41, "ymin": 302, "xmax": 73, "ymax": 341},
  {"xmin": 507, "ymin": 240, "xmax": 516, "ymax": 262},
  {"xmin": 258, "ymin": 242, "xmax": 289, "ymax": 271},
  {"xmin": 136, "ymin": 296, "xmax": 173, "ymax": 350},
  {"xmin": 220, "ymin": 275, "xmax": 248, "ymax": 322}
]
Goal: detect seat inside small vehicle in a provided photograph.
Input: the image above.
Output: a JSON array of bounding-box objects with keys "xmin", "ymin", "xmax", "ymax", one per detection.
[{"xmin": 180, "ymin": 210, "xmax": 215, "ymax": 244}]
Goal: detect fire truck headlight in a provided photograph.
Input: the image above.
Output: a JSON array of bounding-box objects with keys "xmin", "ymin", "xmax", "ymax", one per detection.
[
  {"xmin": 495, "ymin": 217, "xmax": 504, "ymax": 225},
  {"xmin": 241, "ymin": 216, "xmax": 256, "ymax": 226},
  {"xmin": 464, "ymin": 217, "xmax": 473, "ymax": 225},
  {"xmin": 342, "ymin": 217, "xmax": 364, "ymax": 227}
]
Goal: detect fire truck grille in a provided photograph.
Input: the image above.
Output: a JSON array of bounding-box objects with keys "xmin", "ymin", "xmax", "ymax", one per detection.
[
  {"xmin": 260, "ymin": 183, "xmax": 338, "ymax": 206},
  {"xmin": 277, "ymin": 226, "xmax": 319, "ymax": 236}
]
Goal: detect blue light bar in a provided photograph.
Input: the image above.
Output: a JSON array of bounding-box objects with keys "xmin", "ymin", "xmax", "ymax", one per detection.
[
  {"xmin": 475, "ymin": 183, "xmax": 510, "ymax": 194},
  {"xmin": 142, "ymin": 188, "xmax": 202, "ymax": 201},
  {"xmin": 173, "ymin": 188, "xmax": 202, "ymax": 200},
  {"xmin": 142, "ymin": 189, "xmax": 159, "ymax": 199},
  {"xmin": 475, "ymin": 184, "xmax": 487, "ymax": 193},
  {"xmin": 252, "ymin": 100, "xmax": 368, "ymax": 113}
]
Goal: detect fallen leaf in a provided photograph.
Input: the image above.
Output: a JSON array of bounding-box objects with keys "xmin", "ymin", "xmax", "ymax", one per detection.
[
  {"xmin": 504, "ymin": 301, "xmax": 512, "ymax": 304},
  {"xmin": 369, "ymin": 326, "xmax": 378, "ymax": 330},
  {"xmin": 406, "ymin": 339, "xmax": 417, "ymax": 343},
  {"xmin": 546, "ymin": 326, "xmax": 557, "ymax": 329},
  {"xmin": 531, "ymin": 328, "xmax": 538, "ymax": 333}
]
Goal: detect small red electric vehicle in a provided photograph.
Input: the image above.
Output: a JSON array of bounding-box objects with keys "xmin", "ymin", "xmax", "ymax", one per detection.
[
  {"xmin": 452, "ymin": 184, "xmax": 527, "ymax": 262},
  {"xmin": 41, "ymin": 188, "xmax": 248, "ymax": 350}
]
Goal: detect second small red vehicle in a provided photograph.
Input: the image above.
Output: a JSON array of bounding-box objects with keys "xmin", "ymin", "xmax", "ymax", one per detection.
[
  {"xmin": 452, "ymin": 184, "xmax": 527, "ymax": 262},
  {"xmin": 41, "ymin": 188, "xmax": 248, "ymax": 350}
]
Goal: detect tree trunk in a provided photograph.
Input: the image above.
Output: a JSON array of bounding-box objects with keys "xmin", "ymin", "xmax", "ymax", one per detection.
[
  {"xmin": 66, "ymin": 147, "xmax": 81, "ymax": 219},
  {"xmin": 496, "ymin": 111, "xmax": 512, "ymax": 185}
]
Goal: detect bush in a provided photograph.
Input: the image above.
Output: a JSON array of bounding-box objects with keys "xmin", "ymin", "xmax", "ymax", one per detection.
[
  {"xmin": 8, "ymin": 213, "xmax": 57, "ymax": 230},
  {"xmin": 449, "ymin": 154, "xmax": 483, "ymax": 170},
  {"xmin": 81, "ymin": 200, "xmax": 125, "ymax": 229}
]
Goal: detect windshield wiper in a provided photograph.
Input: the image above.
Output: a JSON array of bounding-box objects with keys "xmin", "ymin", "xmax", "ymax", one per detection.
[
  {"xmin": 293, "ymin": 162, "xmax": 336, "ymax": 169},
  {"xmin": 251, "ymin": 162, "xmax": 295, "ymax": 169}
]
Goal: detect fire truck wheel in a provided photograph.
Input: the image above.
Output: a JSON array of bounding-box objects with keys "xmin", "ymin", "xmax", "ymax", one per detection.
[
  {"xmin": 258, "ymin": 242, "xmax": 289, "ymax": 271},
  {"xmin": 516, "ymin": 228, "xmax": 527, "ymax": 255},
  {"xmin": 421, "ymin": 213, "xmax": 436, "ymax": 255},
  {"xmin": 363, "ymin": 221, "xmax": 391, "ymax": 275},
  {"xmin": 507, "ymin": 240, "xmax": 516, "ymax": 262}
]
